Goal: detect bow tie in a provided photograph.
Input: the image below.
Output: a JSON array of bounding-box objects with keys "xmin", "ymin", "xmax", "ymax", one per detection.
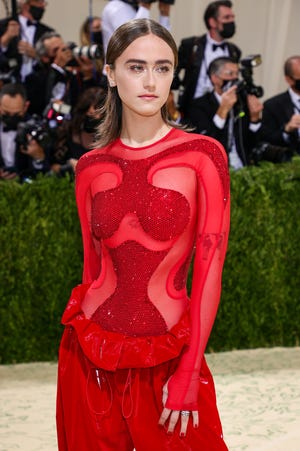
[
  {"xmin": 212, "ymin": 43, "xmax": 226, "ymax": 51},
  {"xmin": 27, "ymin": 19, "xmax": 37, "ymax": 27}
]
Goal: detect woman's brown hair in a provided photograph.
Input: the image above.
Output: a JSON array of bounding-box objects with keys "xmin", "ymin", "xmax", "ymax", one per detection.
[{"xmin": 94, "ymin": 18, "xmax": 181, "ymax": 148}]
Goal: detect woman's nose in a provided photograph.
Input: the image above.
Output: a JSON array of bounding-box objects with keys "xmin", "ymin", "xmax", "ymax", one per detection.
[{"xmin": 143, "ymin": 69, "xmax": 156, "ymax": 89}]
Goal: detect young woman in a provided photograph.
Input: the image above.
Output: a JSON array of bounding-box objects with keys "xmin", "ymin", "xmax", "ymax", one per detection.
[{"xmin": 56, "ymin": 18, "xmax": 230, "ymax": 451}]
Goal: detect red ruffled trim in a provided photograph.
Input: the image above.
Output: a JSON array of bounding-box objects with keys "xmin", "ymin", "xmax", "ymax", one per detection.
[{"xmin": 61, "ymin": 284, "xmax": 191, "ymax": 371}]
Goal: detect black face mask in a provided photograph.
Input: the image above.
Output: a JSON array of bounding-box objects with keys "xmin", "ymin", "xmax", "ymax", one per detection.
[
  {"xmin": 83, "ymin": 116, "xmax": 99, "ymax": 133},
  {"xmin": 1, "ymin": 114, "xmax": 24, "ymax": 131},
  {"xmin": 29, "ymin": 5, "xmax": 45, "ymax": 22},
  {"xmin": 292, "ymin": 78, "xmax": 300, "ymax": 92},
  {"xmin": 91, "ymin": 31, "xmax": 103, "ymax": 46},
  {"xmin": 220, "ymin": 22, "xmax": 236, "ymax": 39},
  {"xmin": 221, "ymin": 78, "xmax": 239, "ymax": 91}
]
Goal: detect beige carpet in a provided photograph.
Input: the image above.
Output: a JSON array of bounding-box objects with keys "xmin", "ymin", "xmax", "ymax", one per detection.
[{"xmin": 0, "ymin": 347, "xmax": 299, "ymax": 451}]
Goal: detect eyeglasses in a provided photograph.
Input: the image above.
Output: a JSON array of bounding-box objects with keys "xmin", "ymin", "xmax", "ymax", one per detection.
[{"xmin": 220, "ymin": 70, "xmax": 240, "ymax": 78}]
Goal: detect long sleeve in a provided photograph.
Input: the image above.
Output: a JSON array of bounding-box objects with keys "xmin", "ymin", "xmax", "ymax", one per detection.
[{"xmin": 166, "ymin": 137, "xmax": 230, "ymax": 410}]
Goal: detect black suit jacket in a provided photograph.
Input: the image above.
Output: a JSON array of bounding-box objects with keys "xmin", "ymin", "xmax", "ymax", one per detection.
[
  {"xmin": 188, "ymin": 91, "xmax": 260, "ymax": 166},
  {"xmin": 0, "ymin": 117, "xmax": 51, "ymax": 179},
  {"xmin": 0, "ymin": 15, "xmax": 53, "ymax": 80},
  {"xmin": 173, "ymin": 34, "xmax": 241, "ymax": 115},
  {"xmin": 25, "ymin": 63, "xmax": 102, "ymax": 116},
  {"xmin": 262, "ymin": 91, "xmax": 300, "ymax": 153}
]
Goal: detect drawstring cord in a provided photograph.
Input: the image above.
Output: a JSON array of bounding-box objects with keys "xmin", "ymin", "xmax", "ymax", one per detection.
[
  {"xmin": 86, "ymin": 367, "xmax": 113, "ymax": 416},
  {"xmin": 86, "ymin": 367, "xmax": 136, "ymax": 419},
  {"xmin": 122, "ymin": 368, "xmax": 134, "ymax": 419}
]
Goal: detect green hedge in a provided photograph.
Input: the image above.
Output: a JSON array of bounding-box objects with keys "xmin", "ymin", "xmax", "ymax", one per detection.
[
  {"xmin": 1, "ymin": 160, "xmax": 300, "ymax": 363},
  {"xmin": 208, "ymin": 159, "xmax": 300, "ymax": 352}
]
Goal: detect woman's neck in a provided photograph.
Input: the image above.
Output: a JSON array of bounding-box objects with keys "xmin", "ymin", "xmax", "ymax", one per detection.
[{"xmin": 120, "ymin": 114, "xmax": 171, "ymax": 148}]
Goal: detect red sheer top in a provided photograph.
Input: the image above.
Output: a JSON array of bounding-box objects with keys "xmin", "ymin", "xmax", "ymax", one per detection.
[{"xmin": 75, "ymin": 128, "xmax": 230, "ymax": 410}]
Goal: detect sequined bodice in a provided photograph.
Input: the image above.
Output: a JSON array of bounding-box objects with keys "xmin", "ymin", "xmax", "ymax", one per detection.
[
  {"xmin": 91, "ymin": 155, "xmax": 190, "ymax": 241},
  {"xmin": 86, "ymin": 148, "xmax": 191, "ymax": 335},
  {"xmin": 76, "ymin": 129, "xmax": 229, "ymax": 337}
]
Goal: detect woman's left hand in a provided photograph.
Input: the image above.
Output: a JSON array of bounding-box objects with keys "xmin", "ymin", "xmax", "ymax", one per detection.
[{"xmin": 158, "ymin": 382, "xmax": 199, "ymax": 436}]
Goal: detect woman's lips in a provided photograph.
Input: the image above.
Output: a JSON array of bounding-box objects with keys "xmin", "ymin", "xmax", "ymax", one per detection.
[{"xmin": 138, "ymin": 94, "xmax": 158, "ymax": 100}]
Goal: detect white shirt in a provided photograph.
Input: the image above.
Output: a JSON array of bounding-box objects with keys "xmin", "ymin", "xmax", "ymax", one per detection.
[
  {"xmin": 19, "ymin": 14, "xmax": 37, "ymax": 81},
  {"xmin": 102, "ymin": 0, "xmax": 170, "ymax": 58},
  {"xmin": 193, "ymin": 33, "xmax": 230, "ymax": 99},
  {"xmin": 213, "ymin": 91, "xmax": 244, "ymax": 170},
  {"xmin": 0, "ymin": 125, "xmax": 17, "ymax": 168}
]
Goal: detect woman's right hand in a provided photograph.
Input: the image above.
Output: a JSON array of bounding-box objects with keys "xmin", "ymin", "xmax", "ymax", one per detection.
[{"xmin": 158, "ymin": 380, "xmax": 199, "ymax": 437}]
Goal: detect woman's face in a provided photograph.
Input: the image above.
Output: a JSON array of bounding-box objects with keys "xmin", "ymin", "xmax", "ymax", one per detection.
[
  {"xmin": 106, "ymin": 34, "xmax": 175, "ymax": 119},
  {"xmin": 91, "ymin": 18, "xmax": 101, "ymax": 33}
]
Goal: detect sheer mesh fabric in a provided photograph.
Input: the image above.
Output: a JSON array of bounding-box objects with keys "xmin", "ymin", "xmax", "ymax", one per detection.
[{"xmin": 75, "ymin": 128, "xmax": 230, "ymax": 410}]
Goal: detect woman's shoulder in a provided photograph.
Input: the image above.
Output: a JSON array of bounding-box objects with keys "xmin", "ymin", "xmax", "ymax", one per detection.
[
  {"xmin": 75, "ymin": 144, "xmax": 113, "ymax": 174},
  {"xmin": 172, "ymin": 129, "xmax": 227, "ymax": 159}
]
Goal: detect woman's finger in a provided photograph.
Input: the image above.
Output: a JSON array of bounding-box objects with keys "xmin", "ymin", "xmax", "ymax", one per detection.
[
  {"xmin": 167, "ymin": 410, "xmax": 180, "ymax": 434},
  {"xmin": 179, "ymin": 411, "xmax": 190, "ymax": 436},
  {"xmin": 158, "ymin": 407, "xmax": 171, "ymax": 427},
  {"xmin": 192, "ymin": 410, "xmax": 199, "ymax": 428}
]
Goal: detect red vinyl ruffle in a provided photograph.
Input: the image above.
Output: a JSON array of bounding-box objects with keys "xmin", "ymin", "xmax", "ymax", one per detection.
[{"xmin": 61, "ymin": 283, "xmax": 191, "ymax": 371}]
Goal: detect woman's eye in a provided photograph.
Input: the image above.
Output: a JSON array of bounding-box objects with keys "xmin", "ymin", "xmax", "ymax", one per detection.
[
  {"xmin": 129, "ymin": 64, "xmax": 145, "ymax": 73},
  {"xmin": 154, "ymin": 65, "xmax": 171, "ymax": 74}
]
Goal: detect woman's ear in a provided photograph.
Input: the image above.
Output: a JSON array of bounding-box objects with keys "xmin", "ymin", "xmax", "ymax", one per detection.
[{"xmin": 105, "ymin": 64, "xmax": 116, "ymax": 87}]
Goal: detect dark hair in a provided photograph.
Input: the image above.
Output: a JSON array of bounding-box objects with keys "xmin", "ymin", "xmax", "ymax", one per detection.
[
  {"xmin": 207, "ymin": 56, "xmax": 237, "ymax": 78},
  {"xmin": 94, "ymin": 18, "xmax": 179, "ymax": 148},
  {"xmin": 71, "ymin": 87, "xmax": 106, "ymax": 132},
  {"xmin": 204, "ymin": 1, "xmax": 233, "ymax": 29},
  {"xmin": 284, "ymin": 56, "xmax": 300, "ymax": 77},
  {"xmin": 80, "ymin": 16, "xmax": 101, "ymax": 46},
  {"xmin": 35, "ymin": 31, "xmax": 62, "ymax": 59},
  {"xmin": 0, "ymin": 82, "xmax": 27, "ymax": 101}
]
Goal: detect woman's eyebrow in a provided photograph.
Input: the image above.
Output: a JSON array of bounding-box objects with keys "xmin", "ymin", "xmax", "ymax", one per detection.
[{"xmin": 124, "ymin": 58, "xmax": 173, "ymax": 65}]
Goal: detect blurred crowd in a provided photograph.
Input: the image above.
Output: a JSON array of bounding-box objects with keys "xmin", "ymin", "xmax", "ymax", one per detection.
[{"xmin": 0, "ymin": 0, "xmax": 299, "ymax": 183}]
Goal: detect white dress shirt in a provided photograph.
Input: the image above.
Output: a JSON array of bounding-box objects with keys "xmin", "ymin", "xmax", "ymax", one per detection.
[
  {"xmin": 102, "ymin": 0, "xmax": 170, "ymax": 58},
  {"xmin": 19, "ymin": 14, "xmax": 37, "ymax": 81},
  {"xmin": 0, "ymin": 125, "xmax": 17, "ymax": 168},
  {"xmin": 194, "ymin": 33, "xmax": 230, "ymax": 99}
]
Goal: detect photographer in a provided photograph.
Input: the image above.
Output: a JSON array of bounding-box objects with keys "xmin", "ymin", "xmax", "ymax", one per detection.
[
  {"xmin": 24, "ymin": 31, "xmax": 102, "ymax": 116},
  {"xmin": 261, "ymin": 55, "xmax": 300, "ymax": 162},
  {"xmin": 0, "ymin": 82, "xmax": 51, "ymax": 181},
  {"xmin": 188, "ymin": 56, "xmax": 263, "ymax": 169},
  {"xmin": 0, "ymin": 0, "xmax": 54, "ymax": 82},
  {"xmin": 101, "ymin": 0, "xmax": 174, "ymax": 56},
  {"xmin": 172, "ymin": 1, "xmax": 241, "ymax": 121}
]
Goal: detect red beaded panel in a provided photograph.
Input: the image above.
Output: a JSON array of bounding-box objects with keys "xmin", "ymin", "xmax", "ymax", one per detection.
[
  {"xmin": 91, "ymin": 157, "xmax": 190, "ymax": 241},
  {"xmin": 91, "ymin": 241, "xmax": 169, "ymax": 336}
]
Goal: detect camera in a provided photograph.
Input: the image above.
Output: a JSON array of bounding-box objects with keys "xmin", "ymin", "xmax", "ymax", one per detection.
[
  {"xmin": 141, "ymin": 0, "xmax": 175, "ymax": 3},
  {"xmin": 121, "ymin": 0, "xmax": 175, "ymax": 6},
  {"xmin": 239, "ymin": 54, "xmax": 264, "ymax": 98},
  {"xmin": 68, "ymin": 42, "xmax": 103, "ymax": 60},
  {"xmin": 44, "ymin": 101, "xmax": 71, "ymax": 129},
  {"xmin": 15, "ymin": 115, "xmax": 49, "ymax": 149},
  {"xmin": 251, "ymin": 142, "xmax": 294, "ymax": 164},
  {"xmin": 223, "ymin": 55, "xmax": 264, "ymax": 99}
]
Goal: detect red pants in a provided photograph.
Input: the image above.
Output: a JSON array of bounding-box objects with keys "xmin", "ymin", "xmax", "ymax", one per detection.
[{"xmin": 56, "ymin": 285, "xmax": 228, "ymax": 450}]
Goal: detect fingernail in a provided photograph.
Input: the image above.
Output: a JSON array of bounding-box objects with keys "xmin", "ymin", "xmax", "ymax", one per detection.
[
  {"xmin": 167, "ymin": 430, "xmax": 173, "ymax": 435},
  {"xmin": 194, "ymin": 423, "xmax": 199, "ymax": 429},
  {"xmin": 180, "ymin": 432, "xmax": 186, "ymax": 438}
]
